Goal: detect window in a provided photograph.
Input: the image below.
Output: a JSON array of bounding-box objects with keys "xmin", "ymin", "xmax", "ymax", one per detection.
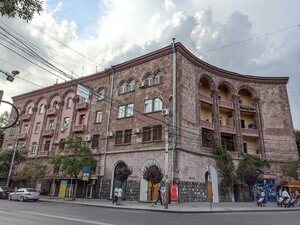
[
  {"xmin": 24, "ymin": 125, "xmax": 29, "ymax": 133},
  {"xmin": 31, "ymin": 142, "xmax": 37, "ymax": 154},
  {"xmin": 97, "ymin": 88, "xmax": 105, "ymax": 101},
  {"xmin": 124, "ymin": 129, "xmax": 132, "ymax": 144},
  {"xmin": 126, "ymin": 104, "xmax": 134, "ymax": 117},
  {"xmin": 142, "ymin": 126, "xmax": 151, "ymax": 142},
  {"xmin": 144, "ymin": 74, "xmax": 152, "ymax": 87},
  {"xmin": 92, "ymin": 134, "xmax": 100, "ymax": 148},
  {"xmin": 115, "ymin": 131, "xmax": 123, "ymax": 145},
  {"xmin": 120, "ymin": 82, "xmax": 127, "ymax": 94},
  {"xmin": 59, "ymin": 139, "xmax": 66, "ymax": 150},
  {"xmin": 241, "ymin": 119, "xmax": 245, "ymax": 128},
  {"xmin": 128, "ymin": 80, "xmax": 135, "ymax": 92},
  {"xmin": 95, "ymin": 111, "xmax": 103, "ymax": 123},
  {"xmin": 79, "ymin": 114, "xmax": 86, "ymax": 124},
  {"xmin": 144, "ymin": 99, "xmax": 152, "ymax": 113},
  {"xmin": 67, "ymin": 97, "xmax": 73, "ymax": 108},
  {"xmin": 44, "ymin": 140, "xmax": 51, "ymax": 151},
  {"xmin": 63, "ymin": 117, "xmax": 69, "ymax": 129},
  {"xmin": 154, "ymin": 98, "xmax": 162, "ymax": 111},
  {"xmin": 48, "ymin": 120, "xmax": 55, "ymax": 130},
  {"xmin": 39, "ymin": 104, "xmax": 45, "ymax": 114},
  {"xmin": 53, "ymin": 101, "xmax": 59, "ymax": 109},
  {"xmin": 154, "ymin": 71, "xmax": 163, "ymax": 85},
  {"xmin": 118, "ymin": 106, "xmax": 126, "ymax": 118},
  {"xmin": 243, "ymin": 143, "xmax": 248, "ymax": 154},
  {"xmin": 152, "ymin": 125, "xmax": 162, "ymax": 141},
  {"xmin": 28, "ymin": 106, "xmax": 33, "ymax": 115},
  {"xmin": 35, "ymin": 122, "xmax": 41, "ymax": 133}
]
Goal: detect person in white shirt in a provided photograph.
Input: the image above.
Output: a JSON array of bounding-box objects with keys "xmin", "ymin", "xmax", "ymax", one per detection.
[
  {"xmin": 112, "ymin": 187, "xmax": 118, "ymax": 205},
  {"xmin": 117, "ymin": 187, "xmax": 123, "ymax": 205},
  {"xmin": 282, "ymin": 189, "xmax": 290, "ymax": 200}
]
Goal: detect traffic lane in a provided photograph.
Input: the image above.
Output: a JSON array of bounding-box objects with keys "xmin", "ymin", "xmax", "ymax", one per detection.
[{"xmin": 1, "ymin": 200, "xmax": 300, "ymax": 225}]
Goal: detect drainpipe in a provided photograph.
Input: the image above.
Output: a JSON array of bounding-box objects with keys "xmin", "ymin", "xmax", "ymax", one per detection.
[
  {"xmin": 98, "ymin": 66, "xmax": 115, "ymax": 198},
  {"xmin": 171, "ymin": 38, "xmax": 177, "ymax": 184}
]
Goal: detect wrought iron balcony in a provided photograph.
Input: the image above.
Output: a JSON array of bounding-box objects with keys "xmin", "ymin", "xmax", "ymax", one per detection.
[
  {"xmin": 76, "ymin": 102, "xmax": 88, "ymax": 111},
  {"xmin": 21, "ymin": 114, "xmax": 31, "ymax": 121},
  {"xmin": 46, "ymin": 108, "xmax": 57, "ymax": 116},
  {"xmin": 17, "ymin": 133, "xmax": 27, "ymax": 140},
  {"xmin": 42, "ymin": 129, "xmax": 54, "ymax": 137},
  {"xmin": 73, "ymin": 124, "xmax": 85, "ymax": 133}
]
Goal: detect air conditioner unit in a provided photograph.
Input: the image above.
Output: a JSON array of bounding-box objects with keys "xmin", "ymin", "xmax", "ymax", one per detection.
[
  {"xmin": 60, "ymin": 128, "xmax": 65, "ymax": 132},
  {"xmin": 107, "ymin": 131, "xmax": 113, "ymax": 138},
  {"xmin": 140, "ymin": 81, "xmax": 146, "ymax": 88},
  {"xmin": 133, "ymin": 128, "xmax": 141, "ymax": 134},
  {"xmin": 54, "ymin": 140, "xmax": 59, "ymax": 144},
  {"xmin": 84, "ymin": 135, "xmax": 91, "ymax": 142},
  {"xmin": 162, "ymin": 108, "xmax": 169, "ymax": 116}
]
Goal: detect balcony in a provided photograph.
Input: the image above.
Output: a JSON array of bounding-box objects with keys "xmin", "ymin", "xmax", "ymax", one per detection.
[
  {"xmin": 42, "ymin": 129, "xmax": 54, "ymax": 137},
  {"xmin": 76, "ymin": 102, "xmax": 88, "ymax": 111},
  {"xmin": 38, "ymin": 151, "xmax": 50, "ymax": 157},
  {"xmin": 46, "ymin": 108, "xmax": 57, "ymax": 116},
  {"xmin": 200, "ymin": 94, "xmax": 213, "ymax": 104},
  {"xmin": 17, "ymin": 133, "xmax": 27, "ymax": 140},
  {"xmin": 242, "ymin": 128, "xmax": 259, "ymax": 137},
  {"xmin": 220, "ymin": 125, "xmax": 236, "ymax": 134},
  {"xmin": 200, "ymin": 120, "xmax": 214, "ymax": 130},
  {"xmin": 219, "ymin": 100, "xmax": 233, "ymax": 109},
  {"xmin": 73, "ymin": 124, "xmax": 85, "ymax": 133},
  {"xmin": 240, "ymin": 104, "xmax": 255, "ymax": 111},
  {"xmin": 246, "ymin": 152, "xmax": 261, "ymax": 159},
  {"xmin": 21, "ymin": 114, "xmax": 31, "ymax": 121}
]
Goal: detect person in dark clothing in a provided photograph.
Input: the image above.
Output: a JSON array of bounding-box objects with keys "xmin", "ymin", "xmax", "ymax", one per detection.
[{"xmin": 155, "ymin": 187, "xmax": 163, "ymax": 205}]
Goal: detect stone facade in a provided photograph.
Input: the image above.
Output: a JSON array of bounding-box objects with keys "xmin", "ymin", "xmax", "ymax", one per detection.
[{"xmin": 3, "ymin": 43, "xmax": 298, "ymax": 202}]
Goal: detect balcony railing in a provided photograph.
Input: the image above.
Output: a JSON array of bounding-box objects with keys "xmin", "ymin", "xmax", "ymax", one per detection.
[
  {"xmin": 219, "ymin": 100, "xmax": 233, "ymax": 109},
  {"xmin": 21, "ymin": 114, "xmax": 31, "ymax": 121},
  {"xmin": 220, "ymin": 125, "xmax": 236, "ymax": 134},
  {"xmin": 76, "ymin": 102, "xmax": 88, "ymax": 111},
  {"xmin": 42, "ymin": 129, "xmax": 54, "ymax": 137},
  {"xmin": 242, "ymin": 128, "xmax": 259, "ymax": 137},
  {"xmin": 38, "ymin": 151, "xmax": 50, "ymax": 157},
  {"xmin": 246, "ymin": 152, "xmax": 261, "ymax": 159},
  {"xmin": 200, "ymin": 94, "xmax": 213, "ymax": 104},
  {"xmin": 240, "ymin": 104, "xmax": 255, "ymax": 111},
  {"xmin": 200, "ymin": 120, "xmax": 214, "ymax": 130},
  {"xmin": 17, "ymin": 133, "xmax": 27, "ymax": 140},
  {"xmin": 46, "ymin": 108, "xmax": 57, "ymax": 116},
  {"xmin": 73, "ymin": 124, "xmax": 85, "ymax": 133}
]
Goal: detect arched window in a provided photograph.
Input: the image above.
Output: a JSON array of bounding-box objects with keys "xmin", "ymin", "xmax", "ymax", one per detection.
[
  {"xmin": 97, "ymin": 88, "xmax": 105, "ymax": 101},
  {"xmin": 53, "ymin": 101, "xmax": 59, "ymax": 109},
  {"xmin": 119, "ymin": 82, "xmax": 127, "ymax": 94},
  {"xmin": 28, "ymin": 106, "xmax": 33, "ymax": 115},
  {"xmin": 144, "ymin": 74, "xmax": 153, "ymax": 87},
  {"xmin": 39, "ymin": 104, "xmax": 45, "ymax": 114},
  {"xmin": 127, "ymin": 80, "xmax": 135, "ymax": 92},
  {"xmin": 66, "ymin": 97, "xmax": 73, "ymax": 108},
  {"xmin": 154, "ymin": 71, "xmax": 163, "ymax": 85},
  {"xmin": 154, "ymin": 97, "xmax": 162, "ymax": 111}
]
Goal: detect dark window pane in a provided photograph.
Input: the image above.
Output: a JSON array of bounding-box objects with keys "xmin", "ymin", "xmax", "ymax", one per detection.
[
  {"xmin": 124, "ymin": 129, "xmax": 132, "ymax": 144},
  {"xmin": 92, "ymin": 134, "xmax": 100, "ymax": 148},
  {"xmin": 142, "ymin": 126, "xmax": 151, "ymax": 142},
  {"xmin": 153, "ymin": 125, "xmax": 162, "ymax": 141},
  {"xmin": 115, "ymin": 131, "xmax": 123, "ymax": 145}
]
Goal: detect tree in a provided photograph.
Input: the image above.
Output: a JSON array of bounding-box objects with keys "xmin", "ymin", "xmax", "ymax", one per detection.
[
  {"xmin": 283, "ymin": 161, "xmax": 300, "ymax": 180},
  {"xmin": 237, "ymin": 155, "xmax": 269, "ymax": 187},
  {"xmin": 0, "ymin": 111, "xmax": 9, "ymax": 146},
  {"xmin": 115, "ymin": 165, "xmax": 133, "ymax": 187},
  {"xmin": 12, "ymin": 159, "xmax": 46, "ymax": 183},
  {"xmin": 49, "ymin": 136, "xmax": 96, "ymax": 199},
  {"xmin": 0, "ymin": 148, "xmax": 26, "ymax": 179},
  {"xmin": 0, "ymin": 0, "xmax": 43, "ymax": 21},
  {"xmin": 294, "ymin": 129, "xmax": 300, "ymax": 158},
  {"xmin": 142, "ymin": 165, "xmax": 164, "ymax": 203},
  {"xmin": 213, "ymin": 147, "xmax": 237, "ymax": 197}
]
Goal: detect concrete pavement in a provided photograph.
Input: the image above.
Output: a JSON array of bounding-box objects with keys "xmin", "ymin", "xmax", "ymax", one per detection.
[{"xmin": 40, "ymin": 196, "xmax": 300, "ymax": 213}]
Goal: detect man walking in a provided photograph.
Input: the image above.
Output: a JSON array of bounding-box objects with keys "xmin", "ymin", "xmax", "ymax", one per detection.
[
  {"xmin": 155, "ymin": 187, "xmax": 163, "ymax": 205},
  {"xmin": 117, "ymin": 187, "xmax": 123, "ymax": 205},
  {"xmin": 112, "ymin": 187, "xmax": 118, "ymax": 205}
]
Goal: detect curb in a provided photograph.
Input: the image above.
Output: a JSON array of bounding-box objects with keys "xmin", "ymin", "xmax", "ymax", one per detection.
[{"xmin": 39, "ymin": 198, "xmax": 300, "ymax": 214}]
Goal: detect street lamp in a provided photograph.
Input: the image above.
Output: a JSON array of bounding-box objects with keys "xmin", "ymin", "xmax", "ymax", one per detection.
[
  {"xmin": 162, "ymin": 108, "xmax": 169, "ymax": 209},
  {"xmin": 0, "ymin": 69, "xmax": 20, "ymax": 82}
]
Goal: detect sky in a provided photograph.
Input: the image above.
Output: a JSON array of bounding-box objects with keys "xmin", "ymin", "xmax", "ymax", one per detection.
[{"xmin": 0, "ymin": 0, "xmax": 300, "ymax": 128}]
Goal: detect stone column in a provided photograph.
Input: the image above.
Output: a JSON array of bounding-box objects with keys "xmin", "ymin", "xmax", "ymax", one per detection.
[
  {"xmin": 233, "ymin": 95, "xmax": 243, "ymax": 157},
  {"xmin": 253, "ymin": 97, "xmax": 266, "ymax": 159},
  {"xmin": 211, "ymin": 89, "xmax": 221, "ymax": 148}
]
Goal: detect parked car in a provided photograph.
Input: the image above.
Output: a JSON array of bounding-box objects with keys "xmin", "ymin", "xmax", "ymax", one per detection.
[
  {"xmin": 0, "ymin": 186, "xmax": 13, "ymax": 199},
  {"xmin": 8, "ymin": 188, "xmax": 40, "ymax": 202}
]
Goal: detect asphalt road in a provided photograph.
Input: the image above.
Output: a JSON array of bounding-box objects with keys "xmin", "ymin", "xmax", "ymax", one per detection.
[{"xmin": 0, "ymin": 200, "xmax": 299, "ymax": 225}]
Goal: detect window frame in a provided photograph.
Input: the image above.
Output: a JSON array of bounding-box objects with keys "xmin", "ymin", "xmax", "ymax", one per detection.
[
  {"xmin": 92, "ymin": 134, "xmax": 100, "ymax": 148},
  {"xmin": 118, "ymin": 105, "xmax": 126, "ymax": 118},
  {"xmin": 154, "ymin": 97, "xmax": 162, "ymax": 112},
  {"xmin": 152, "ymin": 125, "xmax": 162, "ymax": 141},
  {"xmin": 31, "ymin": 142, "xmax": 37, "ymax": 154},
  {"xmin": 127, "ymin": 80, "xmax": 135, "ymax": 92},
  {"xmin": 124, "ymin": 129, "xmax": 132, "ymax": 144},
  {"xmin": 97, "ymin": 88, "xmax": 105, "ymax": 101},
  {"xmin": 144, "ymin": 99, "xmax": 152, "ymax": 113},
  {"xmin": 44, "ymin": 140, "xmax": 51, "ymax": 151},
  {"xmin": 115, "ymin": 130, "xmax": 123, "ymax": 145},
  {"xmin": 34, "ymin": 122, "xmax": 41, "ymax": 133},
  {"xmin": 119, "ymin": 82, "xmax": 127, "ymax": 94},
  {"xmin": 63, "ymin": 117, "xmax": 70, "ymax": 129},
  {"xmin": 142, "ymin": 126, "xmax": 152, "ymax": 142},
  {"xmin": 95, "ymin": 110, "xmax": 103, "ymax": 123},
  {"xmin": 39, "ymin": 104, "xmax": 45, "ymax": 114},
  {"xmin": 66, "ymin": 97, "xmax": 73, "ymax": 108},
  {"xmin": 126, "ymin": 103, "xmax": 134, "ymax": 117}
]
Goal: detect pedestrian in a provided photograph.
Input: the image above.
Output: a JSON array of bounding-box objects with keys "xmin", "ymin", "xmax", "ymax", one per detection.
[
  {"xmin": 117, "ymin": 187, "xmax": 123, "ymax": 205},
  {"xmin": 112, "ymin": 187, "xmax": 118, "ymax": 205},
  {"xmin": 260, "ymin": 188, "xmax": 266, "ymax": 206},
  {"xmin": 155, "ymin": 187, "xmax": 163, "ymax": 205},
  {"xmin": 282, "ymin": 188, "xmax": 290, "ymax": 200}
]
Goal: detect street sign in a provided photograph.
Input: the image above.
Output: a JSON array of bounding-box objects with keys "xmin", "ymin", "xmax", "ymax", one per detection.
[
  {"xmin": 83, "ymin": 173, "xmax": 89, "ymax": 181},
  {"xmin": 83, "ymin": 166, "xmax": 91, "ymax": 173}
]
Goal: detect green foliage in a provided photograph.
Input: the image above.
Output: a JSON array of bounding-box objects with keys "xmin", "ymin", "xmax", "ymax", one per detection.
[
  {"xmin": 0, "ymin": 148, "xmax": 26, "ymax": 178},
  {"xmin": 0, "ymin": 0, "xmax": 43, "ymax": 21},
  {"xmin": 12, "ymin": 160, "xmax": 46, "ymax": 182},
  {"xmin": 0, "ymin": 111, "xmax": 9, "ymax": 127},
  {"xmin": 283, "ymin": 161, "xmax": 300, "ymax": 180},
  {"xmin": 237, "ymin": 155, "xmax": 269, "ymax": 187},
  {"xmin": 115, "ymin": 166, "xmax": 133, "ymax": 185},
  {"xmin": 213, "ymin": 147, "xmax": 237, "ymax": 195},
  {"xmin": 49, "ymin": 136, "xmax": 96, "ymax": 178},
  {"xmin": 142, "ymin": 165, "xmax": 164, "ymax": 185},
  {"xmin": 294, "ymin": 129, "xmax": 300, "ymax": 157}
]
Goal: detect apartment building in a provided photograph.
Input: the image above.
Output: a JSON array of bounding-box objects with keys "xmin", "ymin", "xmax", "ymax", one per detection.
[{"xmin": 3, "ymin": 42, "xmax": 298, "ymax": 202}]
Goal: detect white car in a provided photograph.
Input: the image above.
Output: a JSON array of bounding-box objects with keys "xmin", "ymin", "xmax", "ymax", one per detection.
[{"xmin": 8, "ymin": 188, "xmax": 40, "ymax": 202}]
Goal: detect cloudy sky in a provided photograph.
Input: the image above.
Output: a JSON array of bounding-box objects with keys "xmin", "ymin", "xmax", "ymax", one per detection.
[{"xmin": 0, "ymin": 0, "xmax": 300, "ymax": 128}]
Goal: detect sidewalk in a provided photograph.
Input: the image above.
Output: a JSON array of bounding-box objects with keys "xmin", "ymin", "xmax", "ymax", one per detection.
[{"xmin": 40, "ymin": 196, "xmax": 300, "ymax": 213}]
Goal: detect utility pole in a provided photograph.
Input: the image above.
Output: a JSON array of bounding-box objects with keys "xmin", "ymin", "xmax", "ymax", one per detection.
[
  {"xmin": 163, "ymin": 109, "xmax": 169, "ymax": 209},
  {"xmin": 6, "ymin": 137, "xmax": 19, "ymax": 187}
]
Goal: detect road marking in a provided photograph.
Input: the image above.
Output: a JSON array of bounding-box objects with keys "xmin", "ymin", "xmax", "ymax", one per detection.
[{"xmin": 0, "ymin": 208, "xmax": 113, "ymax": 225}]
